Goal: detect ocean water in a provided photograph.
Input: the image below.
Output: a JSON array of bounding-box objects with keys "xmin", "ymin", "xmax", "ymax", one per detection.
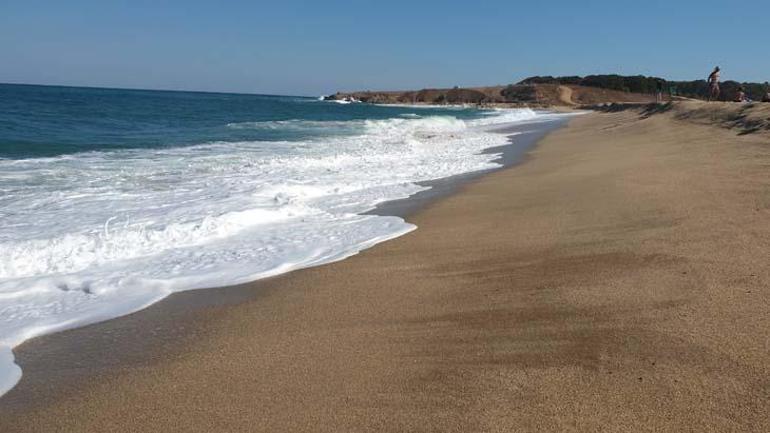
[{"xmin": 0, "ymin": 83, "xmax": 556, "ymax": 396}]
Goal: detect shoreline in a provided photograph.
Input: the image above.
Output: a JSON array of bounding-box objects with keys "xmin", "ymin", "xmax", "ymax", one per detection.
[
  {"xmin": 2, "ymin": 104, "xmax": 768, "ymax": 432},
  {"xmin": 370, "ymin": 117, "xmax": 569, "ymax": 218},
  {"xmin": 0, "ymin": 115, "xmax": 569, "ymax": 406}
]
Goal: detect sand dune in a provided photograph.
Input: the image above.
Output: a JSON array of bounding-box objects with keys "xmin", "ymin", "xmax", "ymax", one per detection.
[{"xmin": 557, "ymin": 85, "xmax": 575, "ymax": 105}]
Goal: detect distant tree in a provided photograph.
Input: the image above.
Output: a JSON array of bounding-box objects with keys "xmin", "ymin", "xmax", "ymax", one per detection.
[
  {"xmin": 446, "ymin": 88, "xmax": 486, "ymax": 103},
  {"xmin": 518, "ymin": 76, "xmax": 558, "ymax": 85},
  {"xmin": 514, "ymin": 73, "xmax": 768, "ymax": 101},
  {"xmin": 501, "ymin": 85, "xmax": 537, "ymax": 102},
  {"xmin": 557, "ymin": 76, "xmax": 583, "ymax": 85}
]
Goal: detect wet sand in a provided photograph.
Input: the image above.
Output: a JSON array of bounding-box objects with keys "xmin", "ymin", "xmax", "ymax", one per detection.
[{"xmin": 1, "ymin": 105, "xmax": 769, "ymax": 432}]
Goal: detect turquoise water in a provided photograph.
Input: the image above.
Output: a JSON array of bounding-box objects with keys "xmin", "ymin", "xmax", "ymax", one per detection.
[{"xmin": 0, "ymin": 83, "xmax": 487, "ymax": 158}]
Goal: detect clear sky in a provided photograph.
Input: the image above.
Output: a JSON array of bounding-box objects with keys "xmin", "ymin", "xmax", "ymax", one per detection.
[{"xmin": 1, "ymin": 0, "xmax": 768, "ymax": 96}]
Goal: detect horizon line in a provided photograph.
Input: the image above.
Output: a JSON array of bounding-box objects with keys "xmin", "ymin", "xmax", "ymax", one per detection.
[{"xmin": 0, "ymin": 80, "xmax": 314, "ymax": 99}]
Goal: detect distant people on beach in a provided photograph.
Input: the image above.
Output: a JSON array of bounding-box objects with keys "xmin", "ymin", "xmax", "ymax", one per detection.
[
  {"xmin": 763, "ymin": 83, "xmax": 770, "ymax": 102},
  {"xmin": 734, "ymin": 86, "xmax": 747, "ymax": 103},
  {"xmin": 707, "ymin": 66, "xmax": 721, "ymax": 101}
]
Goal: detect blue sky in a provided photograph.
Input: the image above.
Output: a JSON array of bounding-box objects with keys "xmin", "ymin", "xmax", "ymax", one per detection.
[{"xmin": 1, "ymin": 0, "xmax": 768, "ymax": 96}]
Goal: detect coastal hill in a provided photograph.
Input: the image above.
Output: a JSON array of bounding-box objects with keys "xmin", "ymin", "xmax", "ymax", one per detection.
[
  {"xmin": 326, "ymin": 74, "xmax": 770, "ymax": 106},
  {"xmin": 521, "ymin": 74, "xmax": 769, "ymax": 103},
  {"xmin": 326, "ymin": 83, "xmax": 657, "ymax": 107}
]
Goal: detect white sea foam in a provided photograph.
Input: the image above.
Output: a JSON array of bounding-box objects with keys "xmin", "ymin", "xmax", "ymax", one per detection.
[
  {"xmin": 472, "ymin": 108, "xmax": 539, "ymax": 125},
  {"xmin": 0, "ymin": 108, "xmax": 555, "ymax": 396},
  {"xmin": 0, "ymin": 348, "xmax": 20, "ymax": 397},
  {"xmin": 374, "ymin": 103, "xmax": 471, "ymax": 109},
  {"xmin": 328, "ymin": 98, "xmax": 359, "ymax": 104},
  {"xmin": 227, "ymin": 119, "xmax": 356, "ymax": 132}
]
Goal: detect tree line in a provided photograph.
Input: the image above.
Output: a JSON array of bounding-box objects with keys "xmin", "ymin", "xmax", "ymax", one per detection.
[{"xmin": 518, "ymin": 74, "xmax": 770, "ymax": 102}]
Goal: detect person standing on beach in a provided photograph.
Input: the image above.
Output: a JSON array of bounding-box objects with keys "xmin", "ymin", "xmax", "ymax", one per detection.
[
  {"xmin": 708, "ymin": 66, "xmax": 721, "ymax": 101},
  {"xmin": 656, "ymin": 79, "xmax": 665, "ymax": 103}
]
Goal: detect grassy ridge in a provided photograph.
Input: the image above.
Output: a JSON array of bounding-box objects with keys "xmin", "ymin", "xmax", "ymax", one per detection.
[{"xmin": 519, "ymin": 75, "xmax": 770, "ymax": 102}]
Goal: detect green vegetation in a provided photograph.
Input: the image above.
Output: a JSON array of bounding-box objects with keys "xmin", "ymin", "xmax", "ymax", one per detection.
[
  {"xmin": 500, "ymin": 85, "xmax": 537, "ymax": 103},
  {"xmin": 519, "ymin": 75, "xmax": 770, "ymax": 102}
]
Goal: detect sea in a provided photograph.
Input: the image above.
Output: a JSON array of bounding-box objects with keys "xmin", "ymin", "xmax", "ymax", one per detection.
[{"xmin": 0, "ymin": 83, "xmax": 560, "ymax": 395}]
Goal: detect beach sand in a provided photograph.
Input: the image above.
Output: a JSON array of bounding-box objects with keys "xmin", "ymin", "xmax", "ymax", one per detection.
[{"xmin": 1, "ymin": 104, "xmax": 769, "ymax": 432}]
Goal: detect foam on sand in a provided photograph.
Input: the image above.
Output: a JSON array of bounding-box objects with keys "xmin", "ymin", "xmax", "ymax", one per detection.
[{"xmin": 0, "ymin": 107, "xmax": 559, "ymax": 396}]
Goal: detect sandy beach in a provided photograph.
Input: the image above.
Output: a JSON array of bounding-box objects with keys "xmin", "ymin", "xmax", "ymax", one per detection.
[{"xmin": 1, "ymin": 102, "xmax": 769, "ymax": 432}]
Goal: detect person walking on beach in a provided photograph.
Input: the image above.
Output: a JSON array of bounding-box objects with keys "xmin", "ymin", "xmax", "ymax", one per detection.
[
  {"xmin": 763, "ymin": 82, "xmax": 770, "ymax": 102},
  {"xmin": 707, "ymin": 66, "xmax": 721, "ymax": 101}
]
